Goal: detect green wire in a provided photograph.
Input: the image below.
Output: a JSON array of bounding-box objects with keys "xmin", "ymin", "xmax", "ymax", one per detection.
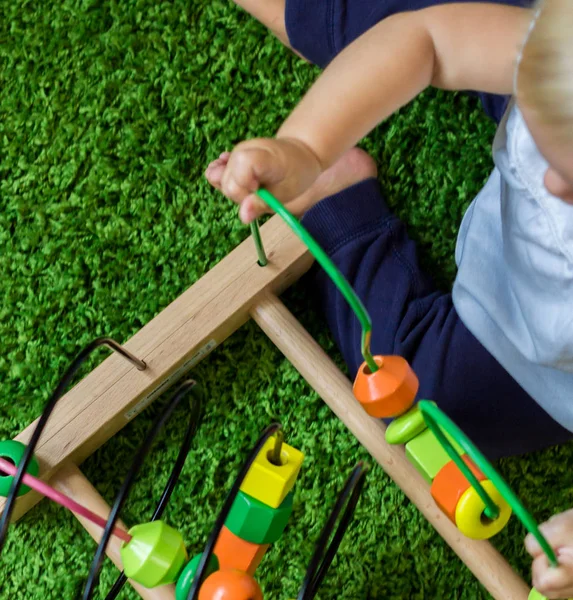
[
  {"xmin": 250, "ymin": 220, "xmax": 268, "ymax": 266},
  {"xmin": 418, "ymin": 400, "xmax": 558, "ymax": 567},
  {"xmin": 255, "ymin": 189, "xmax": 378, "ymax": 373}
]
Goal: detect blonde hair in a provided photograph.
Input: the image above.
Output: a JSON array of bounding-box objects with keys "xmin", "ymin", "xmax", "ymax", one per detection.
[{"xmin": 516, "ymin": 0, "xmax": 573, "ymax": 144}]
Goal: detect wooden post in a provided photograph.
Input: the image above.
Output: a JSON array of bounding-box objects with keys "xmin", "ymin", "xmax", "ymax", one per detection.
[
  {"xmin": 52, "ymin": 463, "xmax": 176, "ymax": 599},
  {"xmin": 250, "ymin": 292, "xmax": 531, "ymax": 600}
]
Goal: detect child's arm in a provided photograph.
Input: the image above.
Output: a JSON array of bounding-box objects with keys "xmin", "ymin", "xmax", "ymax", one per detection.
[
  {"xmin": 215, "ymin": 3, "xmax": 530, "ymax": 222},
  {"xmin": 526, "ymin": 509, "xmax": 573, "ymax": 599},
  {"xmin": 278, "ymin": 3, "xmax": 528, "ymax": 170}
]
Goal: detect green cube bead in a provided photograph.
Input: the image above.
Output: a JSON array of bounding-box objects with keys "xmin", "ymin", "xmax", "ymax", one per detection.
[
  {"xmin": 0, "ymin": 440, "xmax": 40, "ymax": 497},
  {"xmin": 121, "ymin": 521, "xmax": 187, "ymax": 588},
  {"xmin": 385, "ymin": 403, "xmax": 430, "ymax": 445},
  {"xmin": 405, "ymin": 429, "xmax": 464, "ymax": 484},
  {"xmin": 225, "ymin": 490, "xmax": 293, "ymax": 544},
  {"xmin": 175, "ymin": 553, "xmax": 219, "ymax": 600}
]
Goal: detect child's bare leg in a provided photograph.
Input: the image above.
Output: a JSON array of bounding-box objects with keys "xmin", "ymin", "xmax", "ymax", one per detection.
[{"xmin": 232, "ymin": 0, "xmax": 296, "ymax": 54}]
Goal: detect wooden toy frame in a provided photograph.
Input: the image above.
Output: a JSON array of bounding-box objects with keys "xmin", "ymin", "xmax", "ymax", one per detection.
[{"xmin": 0, "ymin": 216, "xmax": 531, "ymax": 600}]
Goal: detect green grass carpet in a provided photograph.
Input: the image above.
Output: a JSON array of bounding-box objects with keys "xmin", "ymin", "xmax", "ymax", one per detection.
[{"xmin": 1, "ymin": 1, "xmax": 572, "ymax": 598}]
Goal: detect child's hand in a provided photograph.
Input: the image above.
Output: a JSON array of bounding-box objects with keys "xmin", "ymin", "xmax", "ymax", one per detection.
[
  {"xmin": 205, "ymin": 137, "xmax": 322, "ymax": 223},
  {"xmin": 526, "ymin": 509, "xmax": 573, "ymax": 599}
]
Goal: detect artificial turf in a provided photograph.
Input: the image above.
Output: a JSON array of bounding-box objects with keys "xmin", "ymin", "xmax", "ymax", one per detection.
[{"xmin": 1, "ymin": 1, "xmax": 572, "ymax": 598}]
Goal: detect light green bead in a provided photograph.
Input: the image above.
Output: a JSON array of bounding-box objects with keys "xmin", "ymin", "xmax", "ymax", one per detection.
[
  {"xmin": 385, "ymin": 404, "xmax": 430, "ymax": 445},
  {"xmin": 121, "ymin": 521, "xmax": 187, "ymax": 588},
  {"xmin": 175, "ymin": 553, "xmax": 219, "ymax": 600}
]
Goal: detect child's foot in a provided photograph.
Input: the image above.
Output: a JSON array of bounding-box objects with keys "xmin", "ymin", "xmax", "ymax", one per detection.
[{"xmin": 205, "ymin": 147, "xmax": 377, "ymax": 217}]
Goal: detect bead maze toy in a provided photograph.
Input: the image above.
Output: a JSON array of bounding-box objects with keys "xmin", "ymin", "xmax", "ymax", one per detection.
[{"xmin": 0, "ymin": 188, "xmax": 564, "ymax": 600}]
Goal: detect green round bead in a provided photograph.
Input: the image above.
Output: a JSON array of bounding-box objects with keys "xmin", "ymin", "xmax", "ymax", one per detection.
[
  {"xmin": 0, "ymin": 440, "xmax": 40, "ymax": 497},
  {"xmin": 120, "ymin": 521, "xmax": 188, "ymax": 588},
  {"xmin": 175, "ymin": 552, "xmax": 219, "ymax": 600}
]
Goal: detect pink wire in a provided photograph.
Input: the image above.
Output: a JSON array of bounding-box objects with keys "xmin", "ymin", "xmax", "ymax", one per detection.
[{"xmin": 0, "ymin": 457, "xmax": 132, "ymax": 544}]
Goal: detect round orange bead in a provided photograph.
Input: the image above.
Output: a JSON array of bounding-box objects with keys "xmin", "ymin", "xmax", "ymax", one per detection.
[
  {"xmin": 353, "ymin": 356, "xmax": 418, "ymax": 418},
  {"xmin": 198, "ymin": 569, "xmax": 263, "ymax": 600}
]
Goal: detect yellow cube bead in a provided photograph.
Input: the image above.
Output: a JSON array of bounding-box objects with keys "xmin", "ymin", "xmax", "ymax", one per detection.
[
  {"xmin": 455, "ymin": 480, "xmax": 512, "ymax": 540},
  {"xmin": 240, "ymin": 436, "xmax": 304, "ymax": 509}
]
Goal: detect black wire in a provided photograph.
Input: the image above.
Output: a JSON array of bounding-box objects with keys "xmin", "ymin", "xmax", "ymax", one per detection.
[
  {"xmin": 297, "ymin": 462, "xmax": 369, "ymax": 600},
  {"xmin": 81, "ymin": 379, "xmax": 202, "ymax": 600},
  {"xmin": 103, "ymin": 380, "xmax": 203, "ymax": 600},
  {"xmin": 185, "ymin": 423, "xmax": 282, "ymax": 600},
  {"xmin": 0, "ymin": 338, "xmax": 146, "ymax": 554}
]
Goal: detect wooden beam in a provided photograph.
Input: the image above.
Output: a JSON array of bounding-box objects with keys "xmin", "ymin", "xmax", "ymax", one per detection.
[
  {"xmin": 2, "ymin": 216, "xmax": 312, "ymax": 520},
  {"xmin": 250, "ymin": 293, "xmax": 531, "ymax": 600}
]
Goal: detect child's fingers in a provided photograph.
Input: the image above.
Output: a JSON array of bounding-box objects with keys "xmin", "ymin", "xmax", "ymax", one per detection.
[
  {"xmin": 526, "ymin": 534, "xmax": 540, "ymax": 556},
  {"xmin": 526, "ymin": 510, "xmax": 573, "ymax": 557},
  {"xmin": 239, "ymin": 194, "xmax": 271, "ymax": 224},
  {"xmin": 542, "ymin": 587, "xmax": 573, "ymax": 600},
  {"xmin": 221, "ymin": 164, "xmax": 257, "ymax": 205},
  {"xmin": 532, "ymin": 549, "xmax": 573, "ymax": 599},
  {"xmin": 205, "ymin": 157, "xmax": 230, "ymax": 190},
  {"xmin": 220, "ymin": 146, "xmax": 286, "ymax": 206}
]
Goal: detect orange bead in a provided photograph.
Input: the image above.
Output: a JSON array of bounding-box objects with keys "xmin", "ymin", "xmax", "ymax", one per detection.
[
  {"xmin": 431, "ymin": 455, "xmax": 486, "ymax": 523},
  {"xmin": 214, "ymin": 526, "xmax": 269, "ymax": 576},
  {"xmin": 198, "ymin": 570, "xmax": 263, "ymax": 600},
  {"xmin": 353, "ymin": 356, "xmax": 419, "ymax": 418}
]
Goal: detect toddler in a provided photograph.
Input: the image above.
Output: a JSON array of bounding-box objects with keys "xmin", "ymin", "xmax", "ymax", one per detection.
[{"xmin": 205, "ymin": 0, "xmax": 573, "ymax": 595}]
